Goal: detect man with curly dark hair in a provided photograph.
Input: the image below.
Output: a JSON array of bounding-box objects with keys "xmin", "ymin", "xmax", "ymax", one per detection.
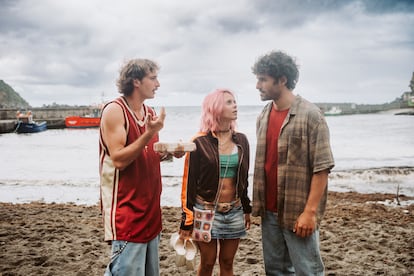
[{"xmin": 251, "ymin": 51, "xmax": 335, "ymax": 275}]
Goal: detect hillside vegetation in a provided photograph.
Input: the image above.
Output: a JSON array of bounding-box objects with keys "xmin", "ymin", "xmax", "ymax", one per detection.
[{"xmin": 0, "ymin": 80, "xmax": 30, "ymax": 108}]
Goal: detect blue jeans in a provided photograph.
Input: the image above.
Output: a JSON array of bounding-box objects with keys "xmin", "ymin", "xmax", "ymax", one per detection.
[
  {"xmin": 261, "ymin": 211, "xmax": 324, "ymax": 276},
  {"xmin": 104, "ymin": 235, "xmax": 160, "ymax": 276}
]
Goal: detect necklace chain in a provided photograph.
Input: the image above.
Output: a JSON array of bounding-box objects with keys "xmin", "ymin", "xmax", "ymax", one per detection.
[{"xmin": 218, "ymin": 132, "xmax": 232, "ymax": 151}]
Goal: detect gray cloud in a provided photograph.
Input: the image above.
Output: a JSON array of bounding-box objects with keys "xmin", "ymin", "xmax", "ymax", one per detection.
[
  {"xmin": 362, "ymin": 0, "xmax": 414, "ymax": 13},
  {"xmin": 0, "ymin": 0, "xmax": 413, "ymax": 106}
]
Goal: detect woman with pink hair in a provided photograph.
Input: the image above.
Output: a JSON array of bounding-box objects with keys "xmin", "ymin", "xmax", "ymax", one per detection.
[{"xmin": 179, "ymin": 89, "xmax": 251, "ymax": 275}]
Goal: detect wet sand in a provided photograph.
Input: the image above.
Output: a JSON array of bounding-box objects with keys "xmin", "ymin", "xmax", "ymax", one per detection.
[{"xmin": 0, "ymin": 192, "xmax": 413, "ymax": 275}]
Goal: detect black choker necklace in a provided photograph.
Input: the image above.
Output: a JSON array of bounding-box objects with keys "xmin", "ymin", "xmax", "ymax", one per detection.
[{"xmin": 216, "ymin": 129, "xmax": 230, "ymax": 133}]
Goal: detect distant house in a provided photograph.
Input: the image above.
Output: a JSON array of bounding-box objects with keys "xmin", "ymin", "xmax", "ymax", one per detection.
[
  {"xmin": 402, "ymin": 91, "xmax": 414, "ymax": 107},
  {"xmin": 403, "ymin": 72, "xmax": 414, "ymax": 107}
]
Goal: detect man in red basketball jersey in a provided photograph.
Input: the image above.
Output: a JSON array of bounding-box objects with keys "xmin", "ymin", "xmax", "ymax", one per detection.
[{"xmin": 99, "ymin": 59, "xmax": 169, "ymax": 275}]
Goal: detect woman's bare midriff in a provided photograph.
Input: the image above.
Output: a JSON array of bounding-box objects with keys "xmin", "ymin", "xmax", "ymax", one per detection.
[{"xmin": 218, "ymin": 177, "xmax": 236, "ymax": 203}]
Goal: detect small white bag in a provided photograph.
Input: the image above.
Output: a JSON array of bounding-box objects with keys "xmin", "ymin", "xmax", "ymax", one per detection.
[{"xmin": 192, "ymin": 207, "xmax": 215, "ymax": 243}]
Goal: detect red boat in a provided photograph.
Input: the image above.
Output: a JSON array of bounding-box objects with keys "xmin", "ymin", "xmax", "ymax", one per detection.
[
  {"xmin": 65, "ymin": 116, "xmax": 100, "ymax": 128},
  {"xmin": 65, "ymin": 108, "xmax": 101, "ymax": 128}
]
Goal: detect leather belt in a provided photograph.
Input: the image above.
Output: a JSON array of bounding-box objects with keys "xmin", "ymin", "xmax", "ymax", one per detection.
[{"xmin": 196, "ymin": 196, "xmax": 241, "ymax": 213}]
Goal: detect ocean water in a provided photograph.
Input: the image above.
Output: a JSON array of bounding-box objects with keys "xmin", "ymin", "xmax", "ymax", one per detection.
[{"xmin": 0, "ymin": 106, "xmax": 413, "ymax": 206}]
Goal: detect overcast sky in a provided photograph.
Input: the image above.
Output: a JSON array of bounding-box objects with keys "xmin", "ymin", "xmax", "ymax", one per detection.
[{"xmin": 1, "ymin": 0, "xmax": 413, "ymax": 107}]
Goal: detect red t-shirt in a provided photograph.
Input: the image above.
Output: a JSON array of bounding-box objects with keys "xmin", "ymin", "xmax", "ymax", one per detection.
[{"xmin": 265, "ymin": 106, "xmax": 289, "ymax": 212}]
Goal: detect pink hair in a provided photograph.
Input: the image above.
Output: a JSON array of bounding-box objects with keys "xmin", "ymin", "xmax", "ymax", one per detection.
[{"xmin": 200, "ymin": 89, "xmax": 237, "ymax": 132}]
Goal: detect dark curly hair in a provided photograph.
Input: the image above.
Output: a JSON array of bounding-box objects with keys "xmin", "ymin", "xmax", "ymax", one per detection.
[
  {"xmin": 252, "ymin": 51, "xmax": 299, "ymax": 90},
  {"xmin": 117, "ymin": 59, "xmax": 159, "ymax": 96}
]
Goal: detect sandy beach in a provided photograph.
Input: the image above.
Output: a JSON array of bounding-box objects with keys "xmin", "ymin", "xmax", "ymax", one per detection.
[{"xmin": 0, "ymin": 191, "xmax": 413, "ymax": 276}]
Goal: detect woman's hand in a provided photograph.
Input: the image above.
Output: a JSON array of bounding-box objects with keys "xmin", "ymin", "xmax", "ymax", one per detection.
[
  {"xmin": 172, "ymin": 151, "xmax": 185, "ymax": 158},
  {"xmin": 244, "ymin": 213, "xmax": 251, "ymax": 230},
  {"xmin": 179, "ymin": 229, "xmax": 192, "ymax": 240},
  {"xmin": 159, "ymin": 151, "xmax": 185, "ymax": 161}
]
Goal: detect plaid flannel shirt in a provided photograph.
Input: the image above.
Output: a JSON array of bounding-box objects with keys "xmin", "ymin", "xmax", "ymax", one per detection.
[{"xmin": 252, "ymin": 96, "xmax": 335, "ymax": 230}]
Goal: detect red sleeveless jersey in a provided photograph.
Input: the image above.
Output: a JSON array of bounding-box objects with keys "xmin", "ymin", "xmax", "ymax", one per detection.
[{"xmin": 99, "ymin": 97, "xmax": 162, "ymax": 242}]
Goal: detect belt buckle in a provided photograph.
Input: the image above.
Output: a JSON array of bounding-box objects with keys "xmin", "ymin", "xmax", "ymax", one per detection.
[{"xmin": 219, "ymin": 203, "xmax": 231, "ymax": 213}]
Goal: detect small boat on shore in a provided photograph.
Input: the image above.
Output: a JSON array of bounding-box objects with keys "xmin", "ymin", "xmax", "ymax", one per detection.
[
  {"xmin": 324, "ymin": 106, "xmax": 343, "ymax": 116},
  {"xmin": 65, "ymin": 116, "xmax": 100, "ymax": 128},
  {"xmin": 15, "ymin": 111, "xmax": 47, "ymax": 134},
  {"xmin": 65, "ymin": 108, "xmax": 101, "ymax": 128}
]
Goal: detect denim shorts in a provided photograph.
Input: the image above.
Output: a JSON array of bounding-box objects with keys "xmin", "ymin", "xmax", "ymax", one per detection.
[{"xmin": 195, "ymin": 202, "xmax": 246, "ymax": 239}]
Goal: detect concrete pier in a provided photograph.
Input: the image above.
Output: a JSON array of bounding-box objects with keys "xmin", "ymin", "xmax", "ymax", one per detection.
[
  {"xmin": 0, "ymin": 120, "xmax": 16, "ymax": 133},
  {"xmin": 0, "ymin": 107, "xmax": 95, "ymax": 133},
  {"xmin": 0, "ymin": 118, "xmax": 66, "ymax": 133}
]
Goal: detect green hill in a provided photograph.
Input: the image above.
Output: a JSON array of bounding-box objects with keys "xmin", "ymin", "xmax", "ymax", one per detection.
[{"xmin": 0, "ymin": 80, "xmax": 30, "ymax": 108}]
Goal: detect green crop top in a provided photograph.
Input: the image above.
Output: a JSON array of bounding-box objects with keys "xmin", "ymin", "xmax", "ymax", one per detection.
[{"xmin": 219, "ymin": 151, "xmax": 238, "ymax": 178}]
